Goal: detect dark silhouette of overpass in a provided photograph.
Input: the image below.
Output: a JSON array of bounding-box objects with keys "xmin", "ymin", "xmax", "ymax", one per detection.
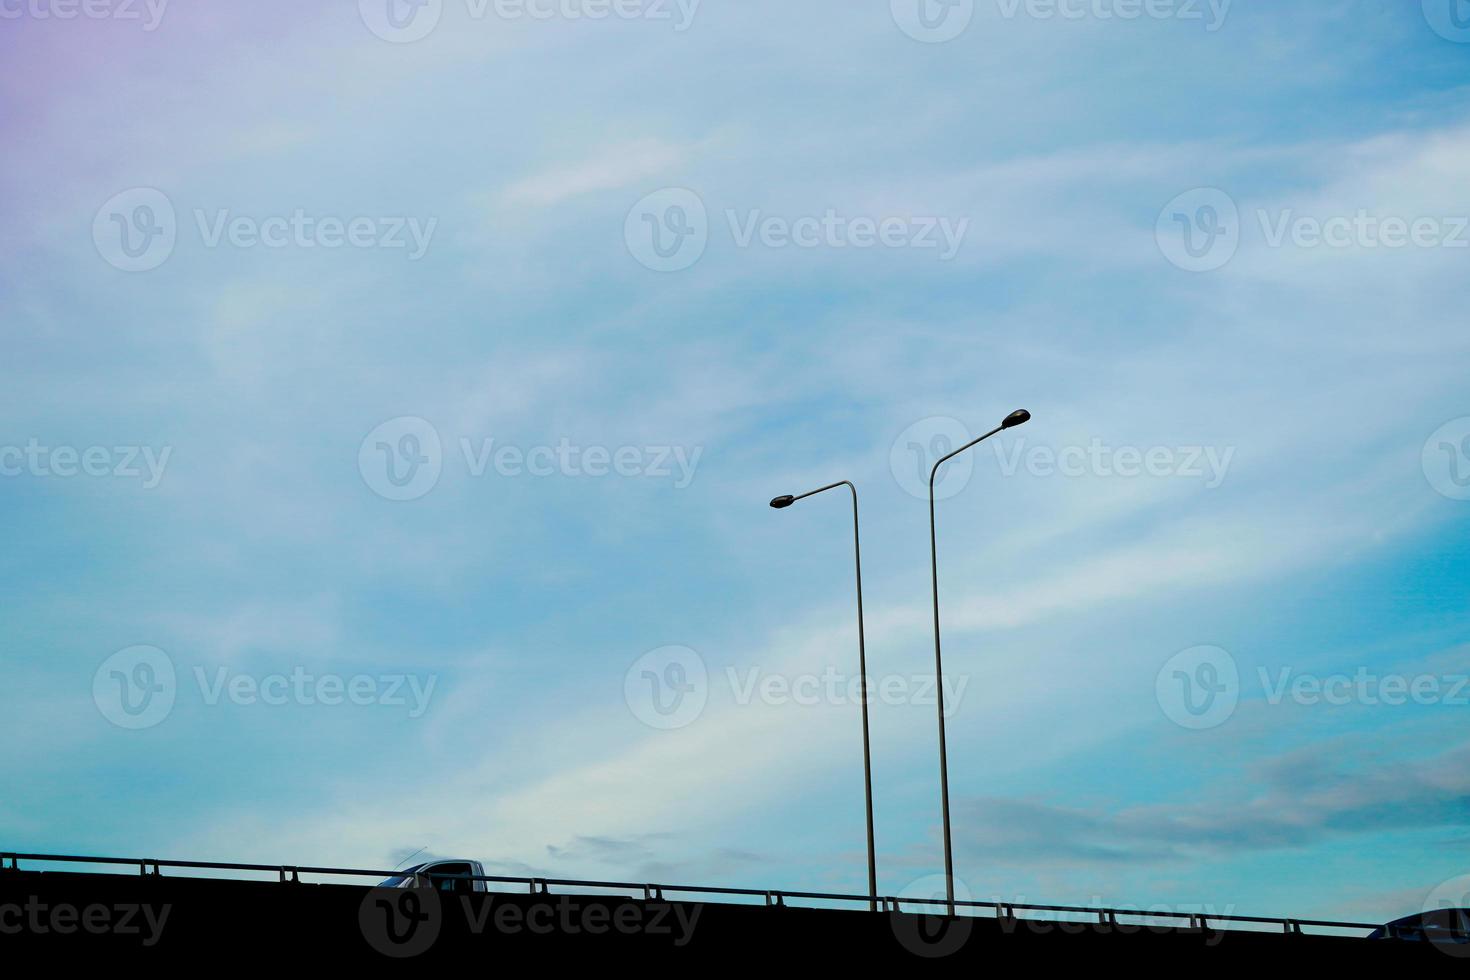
[{"xmin": 0, "ymin": 851, "xmax": 1456, "ymax": 967}]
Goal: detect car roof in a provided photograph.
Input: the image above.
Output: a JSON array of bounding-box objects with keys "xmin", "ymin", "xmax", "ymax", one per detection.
[{"xmin": 405, "ymin": 858, "xmax": 478, "ymax": 871}]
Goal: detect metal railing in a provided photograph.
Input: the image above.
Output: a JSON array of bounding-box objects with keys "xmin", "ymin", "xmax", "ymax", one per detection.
[{"xmin": 0, "ymin": 850, "xmax": 1383, "ymax": 938}]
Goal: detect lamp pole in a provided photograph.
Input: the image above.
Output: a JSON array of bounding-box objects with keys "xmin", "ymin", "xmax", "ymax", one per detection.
[
  {"xmin": 770, "ymin": 481, "xmax": 877, "ymax": 912},
  {"xmin": 929, "ymin": 409, "xmax": 1030, "ymax": 916}
]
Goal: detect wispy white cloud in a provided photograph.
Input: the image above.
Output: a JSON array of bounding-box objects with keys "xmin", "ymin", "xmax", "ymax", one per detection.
[{"xmin": 499, "ymin": 138, "xmax": 696, "ymax": 208}]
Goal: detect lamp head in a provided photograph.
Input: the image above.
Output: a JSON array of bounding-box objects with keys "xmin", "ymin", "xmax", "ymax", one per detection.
[
  {"xmin": 769, "ymin": 495, "xmax": 796, "ymax": 509},
  {"xmin": 1002, "ymin": 409, "xmax": 1031, "ymax": 429}
]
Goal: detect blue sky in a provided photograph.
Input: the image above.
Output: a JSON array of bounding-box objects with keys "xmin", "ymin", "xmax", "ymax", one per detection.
[{"xmin": 2, "ymin": 0, "xmax": 1469, "ymax": 924}]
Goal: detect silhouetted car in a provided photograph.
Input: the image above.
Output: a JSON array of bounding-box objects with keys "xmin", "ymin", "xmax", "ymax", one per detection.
[
  {"xmin": 378, "ymin": 859, "xmax": 488, "ymax": 894},
  {"xmin": 1369, "ymin": 910, "xmax": 1470, "ymax": 944}
]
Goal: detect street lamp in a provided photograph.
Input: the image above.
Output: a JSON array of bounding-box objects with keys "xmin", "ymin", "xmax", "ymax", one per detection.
[
  {"xmin": 929, "ymin": 409, "xmax": 1030, "ymax": 915},
  {"xmin": 769, "ymin": 481, "xmax": 877, "ymax": 912}
]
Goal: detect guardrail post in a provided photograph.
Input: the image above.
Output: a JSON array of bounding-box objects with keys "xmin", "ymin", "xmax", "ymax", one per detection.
[
  {"xmin": 764, "ymin": 891, "xmax": 784, "ymax": 908},
  {"xmin": 1, "ymin": 854, "xmax": 17, "ymax": 872},
  {"xmin": 529, "ymin": 879, "xmax": 549, "ymax": 895},
  {"xmin": 643, "ymin": 885, "xmax": 663, "ymax": 901},
  {"xmin": 1284, "ymin": 920, "xmax": 1302, "ymax": 936},
  {"xmin": 279, "ymin": 867, "xmax": 300, "ymax": 884}
]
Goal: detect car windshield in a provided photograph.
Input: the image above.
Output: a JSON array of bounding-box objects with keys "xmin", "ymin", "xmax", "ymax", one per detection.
[
  {"xmin": 424, "ymin": 863, "xmax": 473, "ymax": 889},
  {"xmin": 377, "ymin": 862, "xmax": 475, "ymax": 889},
  {"xmin": 377, "ymin": 863, "xmax": 426, "ymax": 887}
]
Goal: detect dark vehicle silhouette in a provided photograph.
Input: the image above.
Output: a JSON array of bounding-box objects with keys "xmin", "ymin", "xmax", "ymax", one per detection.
[
  {"xmin": 378, "ymin": 859, "xmax": 488, "ymax": 894},
  {"xmin": 1369, "ymin": 909, "xmax": 1470, "ymax": 945}
]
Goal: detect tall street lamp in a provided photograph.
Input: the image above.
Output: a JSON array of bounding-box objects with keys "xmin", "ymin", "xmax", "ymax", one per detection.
[
  {"xmin": 770, "ymin": 481, "xmax": 877, "ymax": 912},
  {"xmin": 929, "ymin": 409, "xmax": 1030, "ymax": 915}
]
